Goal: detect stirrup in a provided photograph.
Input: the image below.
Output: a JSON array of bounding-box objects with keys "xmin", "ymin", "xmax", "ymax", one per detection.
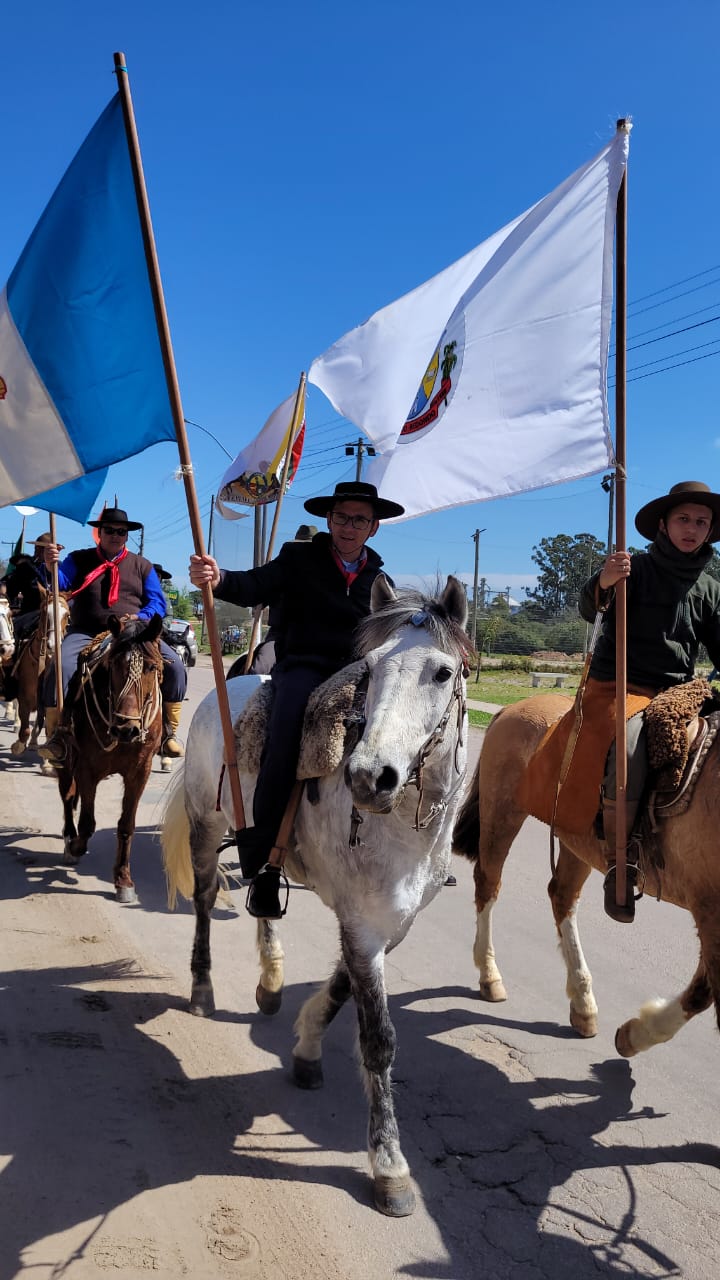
[
  {"xmin": 38, "ymin": 729, "xmax": 72, "ymax": 767},
  {"xmin": 245, "ymin": 863, "xmax": 289, "ymax": 920},
  {"xmin": 603, "ymin": 862, "xmax": 642, "ymax": 924}
]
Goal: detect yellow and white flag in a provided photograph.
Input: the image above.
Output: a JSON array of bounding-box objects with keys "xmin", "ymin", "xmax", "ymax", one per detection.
[{"xmin": 216, "ymin": 386, "xmax": 306, "ymax": 519}]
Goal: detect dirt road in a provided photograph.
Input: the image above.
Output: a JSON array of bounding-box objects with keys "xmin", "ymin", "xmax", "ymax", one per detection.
[{"xmin": 2, "ymin": 664, "xmax": 720, "ymax": 1279}]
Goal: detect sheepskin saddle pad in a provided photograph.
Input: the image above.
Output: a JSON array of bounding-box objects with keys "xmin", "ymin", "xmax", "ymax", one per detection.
[
  {"xmin": 233, "ymin": 660, "xmax": 368, "ymax": 779},
  {"xmin": 644, "ymin": 677, "xmax": 716, "ymax": 793}
]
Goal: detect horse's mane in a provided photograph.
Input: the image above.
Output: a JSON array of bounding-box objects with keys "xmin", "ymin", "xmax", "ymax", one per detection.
[
  {"xmin": 106, "ymin": 619, "xmax": 164, "ymax": 671},
  {"xmin": 354, "ymin": 585, "xmax": 469, "ymax": 660}
]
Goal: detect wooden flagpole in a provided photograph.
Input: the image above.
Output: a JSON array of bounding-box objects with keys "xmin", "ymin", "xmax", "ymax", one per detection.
[
  {"xmin": 242, "ymin": 371, "xmax": 306, "ymax": 672},
  {"xmin": 613, "ymin": 118, "xmax": 631, "ymax": 907},
  {"xmin": 113, "ymin": 51, "xmax": 245, "ymax": 834},
  {"xmin": 49, "ymin": 512, "xmax": 64, "ymax": 713}
]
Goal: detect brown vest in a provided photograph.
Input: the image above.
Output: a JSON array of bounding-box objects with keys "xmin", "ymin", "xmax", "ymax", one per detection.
[{"xmin": 67, "ymin": 548, "xmax": 153, "ymax": 636}]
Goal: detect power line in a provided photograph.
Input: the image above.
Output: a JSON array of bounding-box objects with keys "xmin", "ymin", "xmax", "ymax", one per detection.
[{"xmin": 627, "ymin": 263, "xmax": 720, "ymax": 309}]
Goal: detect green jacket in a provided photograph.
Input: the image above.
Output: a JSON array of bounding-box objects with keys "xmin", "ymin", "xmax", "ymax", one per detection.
[{"xmin": 579, "ymin": 532, "xmax": 720, "ymax": 689}]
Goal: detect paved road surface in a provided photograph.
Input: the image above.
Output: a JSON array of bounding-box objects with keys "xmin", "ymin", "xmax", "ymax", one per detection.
[{"xmin": 1, "ymin": 660, "xmax": 719, "ymax": 1279}]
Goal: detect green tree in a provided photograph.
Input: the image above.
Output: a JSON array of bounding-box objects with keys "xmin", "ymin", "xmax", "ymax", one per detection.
[{"xmin": 525, "ymin": 532, "xmax": 606, "ymax": 617}]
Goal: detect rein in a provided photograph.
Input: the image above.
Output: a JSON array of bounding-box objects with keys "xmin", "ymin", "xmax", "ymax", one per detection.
[
  {"xmin": 79, "ymin": 643, "xmax": 161, "ymax": 752},
  {"xmin": 407, "ymin": 664, "xmax": 467, "ymax": 830}
]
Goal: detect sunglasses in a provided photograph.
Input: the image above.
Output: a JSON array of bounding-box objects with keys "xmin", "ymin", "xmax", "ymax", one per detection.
[{"xmin": 101, "ymin": 525, "xmax": 129, "ymax": 537}]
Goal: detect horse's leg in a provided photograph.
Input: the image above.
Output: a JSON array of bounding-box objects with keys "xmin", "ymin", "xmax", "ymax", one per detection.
[
  {"xmin": 472, "ymin": 787, "xmax": 527, "ymax": 1002},
  {"xmin": 189, "ymin": 814, "xmax": 224, "ymax": 1018},
  {"xmin": 549, "ymin": 841, "xmax": 597, "ymax": 1037},
  {"xmin": 615, "ymin": 953, "xmax": 712, "ymax": 1057},
  {"xmin": 255, "ymin": 919, "xmax": 285, "ymax": 1016},
  {"xmin": 28, "ymin": 686, "xmax": 44, "ymax": 751},
  {"xmin": 10, "ymin": 693, "xmax": 32, "ymax": 756},
  {"xmin": 346, "ymin": 932, "xmax": 414, "ymax": 1218},
  {"xmin": 65, "ymin": 769, "xmax": 97, "ymax": 863},
  {"xmin": 113, "ymin": 759, "xmax": 154, "ymax": 904},
  {"xmin": 293, "ymin": 961, "xmax": 353, "ymax": 1087},
  {"xmin": 614, "ymin": 911, "xmax": 720, "ymax": 1057}
]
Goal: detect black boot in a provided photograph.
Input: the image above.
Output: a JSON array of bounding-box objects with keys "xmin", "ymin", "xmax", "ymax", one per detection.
[
  {"xmin": 234, "ymin": 827, "xmax": 269, "ymax": 879},
  {"xmin": 603, "ymin": 861, "xmax": 640, "ymax": 923},
  {"xmin": 245, "ymin": 863, "xmax": 288, "ymax": 920}
]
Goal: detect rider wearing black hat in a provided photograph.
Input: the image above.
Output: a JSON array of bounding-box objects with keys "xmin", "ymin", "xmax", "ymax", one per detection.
[
  {"xmin": 190, "ymin": 481, "xmax": 403, "ymax": 918},
  {"xmin": 39, "ymin": 506, "xmax": 187, "ymax": 764}
]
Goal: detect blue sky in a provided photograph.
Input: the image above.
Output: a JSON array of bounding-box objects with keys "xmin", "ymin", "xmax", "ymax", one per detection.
[{"xmin": 1, "ymin": 1, "xmax": 718, "ymax": 600}]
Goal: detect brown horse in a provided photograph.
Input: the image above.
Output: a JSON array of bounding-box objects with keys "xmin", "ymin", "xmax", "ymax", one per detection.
[
  {"xmin": 56, "ymin": 613, "xmax": 164, "ymax": 903},
  {"xmin": 453, "ymin": 692, "xmax": 720, "ymax": 1058},
  {"xmin": 9, "ymin": 585, "xmax": 70, "ymax": 756}
]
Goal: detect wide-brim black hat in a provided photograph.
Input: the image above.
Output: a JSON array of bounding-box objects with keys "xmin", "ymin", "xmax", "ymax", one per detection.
[
  {"xmin": 304, "ymin": 481, "xmax": 404, "ymax": 520},
  {"xmin": 87, "ymin": 505, "xmax": 143, "ymax": 531},
  {"xmin": 635, "ymin": 481, "xmax": 720, "ymax": 542}
]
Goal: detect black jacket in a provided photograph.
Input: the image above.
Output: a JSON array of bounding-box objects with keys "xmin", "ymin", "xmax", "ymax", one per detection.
[
  {"xmin": 580, "ymin": 533, "xmax": 720, "ymax": 688},
  {"xmin": 214, "ymin": 532, "xmax": 386, "ymax": 667},
  {"xmin": 1, "ymin": 556, "xmax": 48, "ymax": 612}
]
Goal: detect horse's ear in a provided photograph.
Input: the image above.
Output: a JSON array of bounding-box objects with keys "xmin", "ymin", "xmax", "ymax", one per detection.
[
  {"xmin": 108, "ymin": 614, "xmax": 123, "ymax": 638},
  {"xmin": 145, "ymin": 613, "xmax": 164, "ymax": 641},
  {"xmin": 371, "ymin": 572, "xmax": 397, "ymax": 614},
  {"xmin": 440, "ymin": 576, "xmax": 468, "ymax": 628}
]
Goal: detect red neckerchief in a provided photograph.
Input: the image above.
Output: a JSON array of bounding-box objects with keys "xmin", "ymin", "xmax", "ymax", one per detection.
[
  {"xmin": 69, "ymin": 546, "xmax": 128, "ymax": 606},
  {"xmin": 331, "ymin": 544, "xmax": 367, "ymax": 589}
]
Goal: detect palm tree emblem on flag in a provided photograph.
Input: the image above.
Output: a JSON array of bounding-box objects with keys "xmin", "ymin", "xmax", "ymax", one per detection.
[{"xmin": 401, "ymin": 327, "xmax": 463, "ymax": 439}]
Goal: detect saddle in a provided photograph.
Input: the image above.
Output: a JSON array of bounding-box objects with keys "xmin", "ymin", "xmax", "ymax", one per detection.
[
  {"xmin": 519, "ymin": 676, "xmax": 718, "ymax": 841},
  {"xmin": 233, "ymin": 660, "xmax": 368, "ymax": 779}
]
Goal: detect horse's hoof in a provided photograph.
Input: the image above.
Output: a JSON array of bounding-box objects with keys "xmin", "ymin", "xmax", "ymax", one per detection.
[
  {"xmin": 293, "ymin": 1055, "xmax": 323, "ymax": 1090},
  {"xmin": 478, "ymin": 979, "xmax": 507, "ymax": 1002},
  {"xmin": 10, "ymin": 741, "xmax": 27, "ymax": 756},
  {"xmin": 615, "ymin": 1021, "xmax": 639, "ymax": 1058},
  {"xmin": 255, "ymin": 982, "xmax": 282, "ymax": 1016},
  {"xmin": 161, "ymin": 756, "xmax": 173, "ymax": 773},
  {"xmin": 189, "ymin": 984, "xmax": 215, "ymax": 1017},
  {"xmin": 39, "ymin": 760, "xmax": 56, "ymax": 778},
  {"xmin": 570, "ymin": 1008, "xmax": 598, "ymax": 1038},
  {"xmin": 374, "ymin": 1174, "xmax": 416, "ymax": 1218},
  {"xmin": 116, "ymin": 884, "xmax": 138, "ymax": 905}
]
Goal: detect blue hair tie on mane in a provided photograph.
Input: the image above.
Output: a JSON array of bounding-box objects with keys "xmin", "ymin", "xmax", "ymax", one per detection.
[{"xmin": 411, "ymin": 610, "xmax": 428, "ymax": 627}]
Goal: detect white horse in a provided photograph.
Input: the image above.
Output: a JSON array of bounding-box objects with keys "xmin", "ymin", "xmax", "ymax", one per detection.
[
  {"xmin": 162, "ymin": 575, "xmax": 469, "ymax": 1217},
  {"xmin": 0, "ymin": 597, "xmax": 15, "ymax": 715}
]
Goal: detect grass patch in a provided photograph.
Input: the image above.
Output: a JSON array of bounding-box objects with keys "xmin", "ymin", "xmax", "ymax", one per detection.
[
  {"xmin": 467, "ymin": 670, "xmax": 581, "ymax": 704},
  {"xmin": 468, "ymin": 708, "xmax": 494, "ymax": 729}
]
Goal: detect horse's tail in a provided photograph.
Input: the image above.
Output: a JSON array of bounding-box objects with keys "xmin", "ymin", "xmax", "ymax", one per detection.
[
  {"xmin": 453, "ymin": 753, "xmax": 481, "ymax": 861},
  {"xmin": 160, "ymin": 763, "xmax": 194, "ymax": 909}
]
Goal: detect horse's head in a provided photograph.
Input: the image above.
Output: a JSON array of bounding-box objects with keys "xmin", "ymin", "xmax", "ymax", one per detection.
[
  {"xmin": 37, "ymin": 584, "xmax": 71, "ymax": 658},
  {"xmin": 345, "ymin": 575, "xmax": 470, "ymax": 814},
  {"xmin": 0, "ymin": 597, "xmax": 14, "ymax": 663},
  {"xmin": 103, "ymin": 613, "xmax": 164, "ymax": 744}
]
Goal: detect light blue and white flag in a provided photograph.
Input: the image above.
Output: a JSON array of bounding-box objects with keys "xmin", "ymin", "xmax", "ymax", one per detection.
[{"xmin": 0, "ymin": 94, "xmax": 175, "ymax": 521}]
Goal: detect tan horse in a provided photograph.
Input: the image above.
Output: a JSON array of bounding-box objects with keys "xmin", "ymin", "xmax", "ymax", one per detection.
[
  {"xmin": 9, "ymin": 585, "xmax": 70, "ymax": 756},
  {"xmin": 453, "ymin": 692, "xmax": 720, "ymax": 1058}
]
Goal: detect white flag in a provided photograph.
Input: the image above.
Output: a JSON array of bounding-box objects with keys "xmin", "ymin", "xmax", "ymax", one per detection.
[
  {"xmin": 309, "ymin": 130, "xmax": 628, "ymax": 521},
  {"xmin": 216, "ymin": 386, "xmax": 306, "ymax": 519}
]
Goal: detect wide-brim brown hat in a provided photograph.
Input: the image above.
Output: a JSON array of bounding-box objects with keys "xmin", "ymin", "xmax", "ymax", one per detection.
[
  {"xmin": 304, "ymin": 481, "xmax": 404, "ymax": 520},
  {"xmin": 28, "ymin": 532, "xmax": 53, "ymax": 546},
  {"xmin": 87, "ymin": 505, "xmax": 143, "ymax": 532},
  {"xmin": 635, "ymin": 481, "xmax": 720, "ymax": 542}
]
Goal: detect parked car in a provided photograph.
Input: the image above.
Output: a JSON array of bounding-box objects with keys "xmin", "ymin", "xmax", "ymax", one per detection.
[{"xmin": 162, "ymin": 618, "xmax": 198, "ymax": 667}]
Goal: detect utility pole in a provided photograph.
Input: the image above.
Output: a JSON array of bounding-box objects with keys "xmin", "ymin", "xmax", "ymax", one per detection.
[
  {"xmin": 345, "ymin": 436, "xmax": 376, "ymax": 481},
  {"xmin": 471, "ymin": 528, "xmax": 486, "ymax": 682}
]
